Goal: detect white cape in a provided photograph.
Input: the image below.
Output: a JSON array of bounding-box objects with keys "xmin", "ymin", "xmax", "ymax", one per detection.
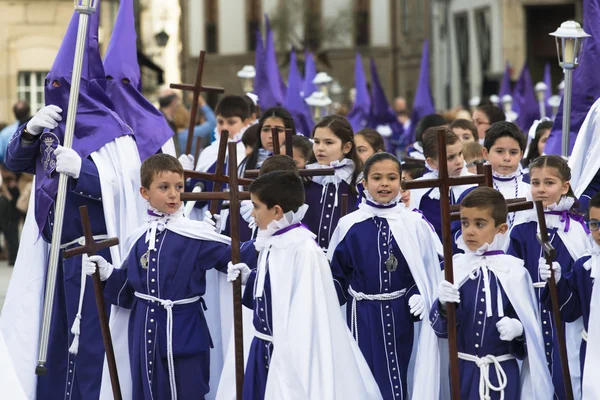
[
  {"xmin": 568, "ymin": 96, "xmax": 600, "ymax": 198},
  {"xmin": 327, "ymin": 202, "xmax": 443, "ymax": 399},
  {"xmin": 581, "ymin": 241, "xmax": 600, "ymax": 399}
]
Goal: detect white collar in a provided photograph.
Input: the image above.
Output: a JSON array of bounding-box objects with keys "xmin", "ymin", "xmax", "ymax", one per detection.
[
  {"xmin": 254, "ymin": 204, "xmax": 309, "ymax": 251},
  {"xmin": 145, "ymin": 204, "xmax": 184, "ymax": 251}
]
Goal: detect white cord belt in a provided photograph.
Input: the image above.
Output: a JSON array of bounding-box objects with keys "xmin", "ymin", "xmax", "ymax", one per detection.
[
  {"xmin": 134, "ymin": 292, "xmax": 201, "ymax": 400},
  {"xmin": 458, "ymin": 352, "xmax": 515, "ymax": 400},
  {"xmin": 348, "ymin": 285, "xmax": 406, "ymax": 343},
  {"xmin": 583, "ymin": 329, "xmax": 588, "ymax": 342},
  {"xmin": 60, "ymin": 234, "xmax": 109, "ymax": 249},
  {"xmin": 533, "ymin": 282, "xmax": 547, "ymax": 289},
  {"xmin": 254, "ymin": 330, "xmax": 274, "ymax": 343}
]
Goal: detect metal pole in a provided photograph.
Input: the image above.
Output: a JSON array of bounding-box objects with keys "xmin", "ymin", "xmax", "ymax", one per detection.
[
  {"xmin": 36, "ymin": 1, "xmax": 96, "ymax": 375},
  {"xmin": 561, "ymin": 68, "xmax": 573, "ymax": 158},
  {"xmin": 539, "ymin": 100, "xmax": 546, "ymax": 119}
]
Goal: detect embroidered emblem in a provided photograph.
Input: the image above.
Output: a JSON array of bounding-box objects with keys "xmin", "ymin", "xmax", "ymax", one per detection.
[
  {"xmin": 40, "ymin": 132, "xmax": 59, "ymax": 178},
  {"xmin": 140, "ymin": 250, "xmax": 149, "ymax": 269},
  {"xmin": 385, "ymin": 254, "xmax": 398, "ymax": 272}
]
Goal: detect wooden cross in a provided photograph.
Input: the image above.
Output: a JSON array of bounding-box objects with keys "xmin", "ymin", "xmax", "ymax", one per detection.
[
  {"xmin": 270, "ymin": 128, "xmax": 294, "ymax": 156},
  {"xmin": 180, "ymin": 142, "xmax": 250, "ymax": 399},
  {"xmin": 170, "ymin": 50, "xmax": 225, "ymax": 155},
  {"xmin": 62, "ymin": 206, "xmax": 122, "ymax": 400},
  {"xmin": 402, "ymin": 128, "xmax": 491, "ymax": 400},
  {"xmin": 243, "ymin": 167, "xmax": 335, "ymax": 179},
  {"xmin": 535, "ymin": 200, "xmax": 574, "ymax": 400},
  {"xmin": 450, "ymin": 198, "xmax": 533, "ymax": 221}
]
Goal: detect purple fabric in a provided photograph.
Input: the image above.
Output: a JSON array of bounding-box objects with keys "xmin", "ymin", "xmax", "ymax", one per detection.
[
  {"xmin": 513, "ymin": 64, "xmax": 540, "ymax": 132},
  {"xmin": 272, "ymin": 222, "xmax": 307, "ymax": 236},
  {"xmin": 544, "ymin": 63, "xmax": 553, "ymax": 117},
  {"xmin": 264, "ymin": 15, "xmax": 285, "ymax": 108},
  {"xmin": 365, "ymin": 199, "xmax": 397, "ymax": 209},
  {"xmin": 546, "ymin": 0, "xmax": 600, "ymax": 155},
  {"xmin": 104, "ymin": 0, "xmax": 174, "ymax": 161},
  {"xmin": 35, "ymin": 5, "xmax": 132, "ymax": 232},
  {"xmin": 283, "ymin": 49, "xmax": 314, "ymax": 137},
  {"xmin": 408, "ymin": 40, "xmax": 435, "ymax": 143},
  {"xmin": 482, "ymin": 250, "xmax": 505, "ymax": 256},
  {"xmin": 347, "ymin": 53, "xmax": 371, "ymax": 131},
  {"xmin": 545, "ymin": 210, "xmax": 590, "ymax": 234},
  {"xmin": 302, "ymin": 52, "xmax": 317, "ymax": 98},
  {"xmin": 498, "ymin": 61, "xmax": 512, "ymax": 99}
]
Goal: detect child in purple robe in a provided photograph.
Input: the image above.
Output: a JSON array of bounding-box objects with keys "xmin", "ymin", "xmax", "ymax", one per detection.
[
  {"xmin": 83, "ymin": 154, "xmax": 231, "ymax": 400},
  {"xmin": 430, "ymin": 187, "xmax": 552, "ymax": 400}
]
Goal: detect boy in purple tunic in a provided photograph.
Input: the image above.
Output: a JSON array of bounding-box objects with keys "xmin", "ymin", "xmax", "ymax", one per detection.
[
  {"xmin": 83, "ymin": 154, "xmax": 231, "ymax": 400},
  {"xmin": 430, "ymin": 188, "xmax": 552, "ymax": 400}
]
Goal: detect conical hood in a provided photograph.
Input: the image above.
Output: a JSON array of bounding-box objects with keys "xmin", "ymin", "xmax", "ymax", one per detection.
[
  {"xmin": 284, "ymin": 49, "xmax": 314, "ymax": 136},
  {"xmin": 104, "ymin": 0, "xmax": 140, "ymax": 89},
  {"xmin": 347, "ymin": 52, "xmax": 371, "ymax": 131}
]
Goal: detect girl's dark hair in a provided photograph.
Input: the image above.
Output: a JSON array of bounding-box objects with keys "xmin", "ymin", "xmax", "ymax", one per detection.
[
  {"xmin": 475, "ymin": 105, "xmax": 506, "ymax": 125},
  {"xmin": 588, "ymin": 192, "xmax": 600, "ymax": 219},
  {"xmin": 529, "ymin": 155, "xmax": 578, "ymax": 204},
  {"xmin": 243, "ymin": 107, "xmax": 296, "ymax": 171},
  {"xmin": 290, "ymin": 135, "xmax": 315, "ymax": 164},
  {"xmin": 401, "ymin": 157, "xmax": 427, "ymax": 179},
  {"xmin": 355, "ymin": 128, "xmax": 385, "ymax": 153},
  {"xmin": 523, "ymin": 120, "xmax": 553, "ymax": 168},
  {"xmin": 242, "ymin": 124, "xmax": 259, "ymax": 149},
  {"xmin": 363, "ymin": 152, "xmax": 402, "ymax": 179},
  {"xmin": 312, "ymin": 115, "xmax": 360, "ymax": 195}
]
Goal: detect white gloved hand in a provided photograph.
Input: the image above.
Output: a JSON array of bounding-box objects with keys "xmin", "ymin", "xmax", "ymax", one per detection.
[
  {"xmin": 82, "ymin": 254, "xmax": 114, "ymax": 281},
  {"xmin": 227, "ymin": 262, "xmax": 251, "ymax": 284},
  {"xmin": 240, "ymin": 200, "xmax": 254, "ymax": 224},
  {"xmin": 26, "ymin": 105, "xmax": 62, "ymax": 135},
  {"xmin": 496, "ymin": 317, "xmax": 524, "ymax": 341},
  {"xmin": 408, "ymin": 294, "xmax": 426, "ymax": 320},
  {"xmin": 204, "ymin": 210, "xmax": 222, "ymax": 233},
  {"xmin": 438, "ymin": 280, "xmax": 460, "ymax": 305},
  {"xmin": 539, "ymin": 258, "xmax": 561, "ymax": 283},
  {"xmin": 178, "ymin": 154, "xmax": 195, "ymax": 170},
  {"xmin": 55, "ymin": 146, "xmax": 82, "ymax": 179}
]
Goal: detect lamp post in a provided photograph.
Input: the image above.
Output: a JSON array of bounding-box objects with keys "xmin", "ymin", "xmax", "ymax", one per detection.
[
  {"xmin": 502, "ymin": 94, "xmax": 518, "ymax": 122},
  {"xmin": 550, "ymin": 20, "xmax": 590, "ymax": 157},
  {"xmin": 468, "ymin": 96, "xmax": 481, "ymax": 113},
  {"xmin": 548, "ymin": 95, "xmax": 562, "ymax": 119},
  {"xmin": 312, "ymin": 72, "xmax": 333, "ymax": 95},
  {"xmin": 535, "ymin": 82, "xmax": 548, "ymax": 119},
  {"xmin": 489, "ymin": 94, "xmax": 500, "ymax": 107},
  {"xmin": 557, "ymin": 80, "xmax": 565, "ymax": 97},
  {"xmin": 237, "ymin": 65, "xmax": 256, "ymax": 93},
  {"xmin": 305, "ymin": 91, "xmax": 332, "ymax": 122}
]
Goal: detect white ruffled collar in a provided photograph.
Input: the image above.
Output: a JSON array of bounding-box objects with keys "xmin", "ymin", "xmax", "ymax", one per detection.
[
  {"xmin": 457, "ymin": 232, "xmax": 508, "ymax": 256},
  {"xmin": 145, "ymin": 204, "xmax": 185, "ymax": 250},
  {"xmin": 254, "ymin": 204, "xmax": 309, "ymax": 251},
  {"xmin": 545, "ymin": 196, "xmax": 576, "ymax": 212},
  {"xmin": 306, "ymin": 158, "xmax": 354, "ymax": 185}
]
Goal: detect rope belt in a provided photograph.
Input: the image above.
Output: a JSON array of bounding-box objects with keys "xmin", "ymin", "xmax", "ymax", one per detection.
[
  {"xmin": 254, "ymin": 330, "xmax": 274, "ymax": 343},
  {"xmin": 60, "ymin": 234, "xmax": 109, "ymax": 250},
  {"xmin": 348, "ymin": 285, "xmax": 406, "ymax": 343},
  {"xmin": 533, "ymin": 282, "xmax": 547, "ymax": 289},
  {"xmin": 134, "ymin": 292, "xmax": 201, "ymax": 400},
  {"xmin": 583, "ymin": 329, "xmax": 588, "ymax": 342},
  {"xmin": 458, "ymin": 352, "xmax": 515, "ymax": 400}
]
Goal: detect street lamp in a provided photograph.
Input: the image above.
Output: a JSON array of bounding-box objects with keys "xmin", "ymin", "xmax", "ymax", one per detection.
[
  {"xmin": 502, "ymin": 94, "xmax": 518, "ymax": 122},
  {"xmin": 237, "ymin": 65, "xmax": 256, "ymax": 93},
  {"xmin": 305, "ymin": 91, "xmax": 332, "ymax": 122},
  {"xmin": 469, "ymin": 96, "xmax": 480, "ymax": 113},
  {"xmin": 489, "ymin": 94, "xmax": 500, "ymax": 107},
  {"xmin": 548, "ymin": 95, "xmax": 562, "ymax": 120},
  {"xmin": 312, "ymin": 72, "xmax": 333, "ymax": 95},
  {"xmin": 557, "ymin": 80, "xmax": 565, "ymax": 97},
  {"xmin": 550, "ymin": 20, "xmax": 591, "ymax": 156},
  {"xmin": 534, "ymin": 82, "xmax": 548, "ymax": 119}
]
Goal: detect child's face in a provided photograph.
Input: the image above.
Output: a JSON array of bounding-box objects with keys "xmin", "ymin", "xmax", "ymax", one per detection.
[
  {"xmin": 313, "ymin": 127, "xmax": 352, "ymax": 165},
  {"xmin": 460, "ymin": 207, "xmax": 508, "ymax": 252},
  {"xmin": 464, "ymin": 157, "xmax": 481, "ymax": 174},
  {"xmin": 260, "ymin": 117, "xmax": 287, "ymax": 153},
  {"xmin": 472, "ymin": 110, "xmax": 490, "ymax": 140},
  {"xmin": 538, "ymin": 129, "xmax": 551, "ymax": 156},
  {"xmin": 588, "ymin": 207, "xmax": 600, "ymax": 246},
  {"xmin": 140, "ymin": 171, "xmax": 184, "ymax": 214},
  {"xmin": 452, "ymin": 127, "xmax": 475, "ymax": 143},
  {"xmin": 530, "ymin": 166, "xmax": 570, "ymax": 208},
  {"xmin": 483, "ymin": 136, "xmax": 523, "ymax": 176},
  {"xmin": 280, "ymin": 146, "xmax": 307, "ymax": 169},
  {"xmin": 217, "ymin": 115, "xmax": 249, "ymax": 138},
  {"xmin": 400, "ymin": 170, "xmax": 412, "ymax": 206},
  {"xmin": 355, "ymin": 134, "xmax": 376, "ymax": 164},
  {"xmin": 428, "ymin": 142, "xmax": 464, "ymax": 177},
  {"xmin": 250, "ymin": 193, "xmax": 282, "ymax": 230},
  {"xmin": 364, "ymin": 160, "xmax": 401, "ymax": 204}
]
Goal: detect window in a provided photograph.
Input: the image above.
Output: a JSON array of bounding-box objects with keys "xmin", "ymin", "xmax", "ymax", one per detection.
[
  {"xmin": 454, "ymin": 13, "xmax": 470, "ymax": 107},
  {"xmin": 205, "ymin": 0, "xmax": 218, "ymax": 53},
  {"xmin": 305, "ymin": 0, "xmax": 322, "ymax": 50},
  {"xmin": 474, "ymin": 7, "xmax": 492, "ymax": 74},
  {"xmin": 354, "ymin": 0, "xmax": 370, "ymax": 46},
  {"xmin": 402, "ymin": 0, "xmax": 409, "ymax": 36},
  {"xmin": 17, "ymin": 71, "xmax": 47, "ymax": 112},
  {"xmin": 247, "ymin": 0, "xmax": 262, "ymax": 51}
]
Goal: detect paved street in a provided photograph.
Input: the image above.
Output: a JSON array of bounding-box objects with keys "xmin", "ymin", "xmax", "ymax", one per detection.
[{"xmin": 0, "ymin": 261, "xmax": 13, "ymax": 313}]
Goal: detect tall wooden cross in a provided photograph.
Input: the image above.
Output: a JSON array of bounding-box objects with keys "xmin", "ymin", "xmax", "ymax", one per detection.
[
  {"xmin": 62, "ymin": 206, "xmax": 122, "ymax": 400},
  {"xmin": 402, "ymin": 128, "xmax": 491, "ymax": 399},
  {"xmin": 180, "ymin": 142, "xmax": 250, "ymax": 399},
  {"xmin": 170, "ymin": 50, "xmax": 225, "ymax": 155},
  {"xmin": 270, "ymin": 128, "xmax": 294, "ymax": 156},
  {"xmin": 535, "ymin": 200, "xmax": 574, "ymax": 400}
]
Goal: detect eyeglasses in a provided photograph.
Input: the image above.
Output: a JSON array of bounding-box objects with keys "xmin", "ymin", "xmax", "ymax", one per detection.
[
  {"xmin": 473, "ymin": 119, "xmax": 490, "ymax": 127},
  {"xmin": 261, "ymin": 126, "xmax": 292, "ymax": 134},
  {"xmin": 465, "ymin": 160, "xmax": 485, "ymax": 168},
  {"xmin": 588, "ymin": 220, "xmax": 600, "ymax": 232}
]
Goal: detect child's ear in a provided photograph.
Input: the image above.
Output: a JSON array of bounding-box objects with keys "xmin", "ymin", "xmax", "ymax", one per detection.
[
  {"xmin": 242, "ymin": 118, "xmax": 250, "ymax": 126},
  {"xmin": 497, "ymin": 223, "xmax": 509, "ymax": 235},
  {"xmin": 343, "ymin": 141, "xmax": 353, "ymax": 155},
  {"xmin": 273, "ymin": 205, "xmax": 284, "ymax": 219},
  {"xmin": 140, "ymin": 186, "xmax": 150, "ymax": 201},
  {"xmin": 426, "ymin": 157, "xmax": 437, "ymax": 170},
  {"xmin": 562, "ymin": 180, "xmax": 571, "ymax": 196},
  {"xmin": 482, "ymin": 147, "xmax": 489, "ymax": 161}
]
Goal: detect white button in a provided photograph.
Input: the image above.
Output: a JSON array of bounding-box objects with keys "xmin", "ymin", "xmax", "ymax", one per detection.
[
  {"xmin": 69, "ymin": 370, "xmax": 72, "ymax": 373},
  {"xmin": 150, "ymin": 319, "xmax": 154, "ymax": 322},
  {"xmin": 321, "ymin": 238, "xmax": 325, "ymax": 241},
  {"xmin": 156, "ymin": 239, "xmax": 159, "ymax": 242},
  {"xmin": 393, "ymin": 376, "xmax": 397, "ymax": 380},
  {"xmin": 260, "ymin": 308, "xmax": 264, "ymax": 311},
  {"xmin": 324, "ymin": 226, "xmax": 327, "ymax": 230},
  {"xmin": 545, "ymin": 331, "xmax": 549, "ymax": 335},
  {"xmin": 479, "ymin": 311, "xmax": 483, "ymax": 315},
  {"xmin": 328, "ymin": 204, "xmax": 332, "ymax": 208},
  {"xmin": 543, "ymin": 310, "xmax": 547, "ymax": 314},
  {"xmin": 152, "ymin": 258, "xmax": 156, "ymax": 262},
  {"xmin": 330, "ymin": 193, "xmax": 334, "ymax": 196},
  {"xmin": 388, "ymin": 342, "xmax": 392, "ymax": 345},
  {"xmin": 384, "ymin": 251, "xmax": 387, "ymax": 254},
  {"xmin": 326, "ymin": 214, "xmax": 330, "ymax": 218},
  {"xmin": 480, "ymin": 298, "xmax": 485, "ymax": 302},
  {"xmin": 151, "ymin": 279, "xmax": 155, "ymax": 282},
  {"xmin": 476, "ymin": 333, "xmax": 480, "ymax": 336},
  {"xmin": 152, "ymin": 268, "xmax": 156, "ymax": 272},
  {"xmin": 148, "ymin": 340, "xmax": 152, "ymax": 343},
  {"xmin": 383, "ymin": 243, "xmax": 387, "ymax": 247},
  {"xmin": 546, "ymin": 343, "xmax": 550, "ymax": 346},
  {"xmin": 482, "ymin": 288, "xmax": 486, "ymax": 292},
  {"xmin": 148, "ymin": 329, "xmax": 152, "ymax": 333},
  {"xmin": 390, "ymin": 352, "xmax": 394, "ymax": 355},
  {"xmin": 478, "ymin": 321, "xmax": 482, "ymax": 325},
  {"xmin": 387, "ymin": 324, "xmax": 391, "ymax": 327},
  {"xmin": 475, "ymin": 344, "xmax": 479, "ymax": 348},
  {"xmin": 386, "ymin": 305, "xmax": 389, "ymax": 309},
  {"xmin": 263, "ymin": 327, "xmax": 267, "ymax": 331},
  {"xmin": 149, "ymin": 361, "xmax": 152, "ymax": 365},
  {"xmin": 384, "ymin": 280, "xmax": 388, "ymax": 283},
  {"xmin": 547, "ymin": 352, "xmax": 550, "ymax": 356},
  {"xmin": 543, "ymin": 321, "xmax": 547, "ymax": 325},
  {"xmin": 151, "ymin": 309, "xmax": 155, "ymax": 312},
  {"xmin": 151, "ymin": 289, "xmax": 155, "ymax": 293},
  {"xmin": 386, "ymin": 313, "xmax": 390, "ymax": 317}
]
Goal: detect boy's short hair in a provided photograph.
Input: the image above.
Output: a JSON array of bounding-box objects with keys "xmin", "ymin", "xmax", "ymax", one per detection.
[
  {"xmin": 259, "ymin": 155, "xmax": 299, "ymax": 176},
  {"xmin": 140, "ymin": 153, "xmax": 184, "ymax": 189},
  {"xmin": 588, "ymin": 192, "xmax": 600, "ymax": 217},
  {"xmin": 249, "ymin": 171, "xmax": 305, "ymax": 213},
  {"xmin": 462, "ymin": 141, "xmax": 484, "ymax": 161},
  {"xmin": 415, "ymin": 114, "xmax": 447, "ymax": 143},
  {"xmin": 460, "ymin": 187, "xmax": 508, "ymax": 226},
  {"xmin": 449, "ymin": 119, "xmax": 477, "ymax": 141},
  {"xmin": 422, "ymin": 127, "xmax": 460, "ymax": 160},
  {"xmin": 483, "ymin": 121, "xmax": 527, "ymax": 152},
  {"xmin": 215, "ymin": 95, "xmax": 250, "ymax": 120},
  {"xmin": 242, "ymin": 124, "xmax": 259, "ymax": 149},
  {"xmin": 401, "ymin": 157, "xmax": 427, "ymax": 179}
]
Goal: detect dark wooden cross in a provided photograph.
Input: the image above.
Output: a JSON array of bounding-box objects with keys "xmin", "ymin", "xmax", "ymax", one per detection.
[
  {"xmin": 270, "ymin": 128, "xmax": 294, "ymax": 156},
  {"xmin": 340, "ymin": 193, "xmax": 349, "ymax": 218},
  {"xmin": 402, "ymin": 128, "xmax": 492, "ymax": 400},
  {"xmin": 170, "ymin": 50, "xmax": 225, "ymax": 155},
  {"xmin": 180, "ymin": 142, "xmax": 250, "ymax": 399},
  {"xmin": 535, "ymin": 200, "xmax": 574, "ymax": 400},
  {"xmin": 62, "ymin": 206, "xmax": 122, "ymax": 400}
]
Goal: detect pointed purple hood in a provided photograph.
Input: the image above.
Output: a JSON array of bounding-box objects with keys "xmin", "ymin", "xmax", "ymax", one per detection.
[
  {"xmin": 36, "ymin": 2, "xmax": 132, "ymax": 232},
  {"xmin": 544, "ymin": 63, "xmax": 553, "ymax": 117},
  {"xmin": 263, "ymin": 15, "xmax": 285, "ymax": 108},
  {"xmin": 498, "ymin": 61, "xmax": 512, "ymax": 99},
  {"xmin": 409, "ymin": 40, "xmax": 435, "ymax": 142},
  {"xmin": 104, "ymin": 0, "xmax": 174, "ymax": 161},
  {"xmin": 302, "ymin": 52, "xmax": 317, "ymax": 98},
  {"xmin": 347, "ymin": 53, "xmax": 371, "ymax": 131},
  {"xmin": 513, "ymin": 64, "xmax": 540, "ymax": 131},
  {"xmin": 284, "ymin": 49, "xmax": 314, "ymax": 136}
]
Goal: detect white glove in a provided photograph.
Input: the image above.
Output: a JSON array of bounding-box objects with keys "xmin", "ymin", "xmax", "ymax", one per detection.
[
  {"xmin": 227, "ymin": 262, "xmax": 251, "ymax": 284},
  {"xmin": 204, "ymin": 210, "xmax": 222, "ymax": 233},
  {"xmin": 26, "ymin": 105, "xmax": 62, "ymax": 135},
  {"xmin": 539, "ymin": 258, "xmax": 561, "ymax": 283},
  {"xmin": 178, "ymin": 154, "xmax": 195, "ymax": 170},
  {"xmin": 55, "ymin": 146, "xmax": 82, "ymax": 179},
  {"xmin": 408, "ymin": 294, "xmax": 426, "ymax": 320},
  {"xmin": 438, "ymin": 280, "xmax": 460, "ymax": 305},
  {"xmin": 496, "ymin": 317, "xmax": 524, "ymax": 341},
  {"xmin": 240, "ymin": 200, "xmax": 254, "ymax": 224},
  {"xmin": 82, "ymin": 254, "xmax": 114, "ymax": 281}
]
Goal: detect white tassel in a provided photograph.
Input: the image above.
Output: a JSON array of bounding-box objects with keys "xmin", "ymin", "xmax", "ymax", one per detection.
[{"xmin": 69, "ymin": 314, "xmax": 82, "ymax": 355}]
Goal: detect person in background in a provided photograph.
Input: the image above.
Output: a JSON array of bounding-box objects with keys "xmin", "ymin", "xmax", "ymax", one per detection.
[
  {"xmin": 242, "ymin": 124, "xmax": 259, "ymax": 156},
  {"xmin": 354, "ymin": 128, "xmax": 385, "ymax": 164},
  {"xmin": 462, "ymin": 141, "xmax": 484, "ymax": 174},
  {"xmin": 401, "ymin": 157, "xmax": 428, "ymax": 207},
  {"xmin": 0, "ymin": 100, "xmax": 31, "ymax": 163},
  {"xmin": 0, "ymin": 165, "xmax": 21, "ymax": 266},
  {"xmin": 158, "ymin": 89, "xmax": 181, "ymax": 151},
  {"xmin": 406, "ymin": 114, "xmax": 447, "ymax": 160},
  {"xmin": 522, "ymin": 120, "xmax": 553, "ymax": 168},
  {"xmin": 175, "ymin": 96, "xmax": 217, "ymax": 154},
  {"xmin": 472, "ymin": 105, "xmax": 506, "ymax": 145},
  {"xmin": 449, "ymin": 119, "xmax": 478, "ymax": 143},
  {"xmin": 244, "ymin": 93, "xmax": 261, "ymax": 125},
  {"xmin": 394, "ymin": 96, "xmax": 411, "ymax": 133},
  {"xmin": 280, "ymin": 134, "xmax": 314, "ymax": 169}
]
